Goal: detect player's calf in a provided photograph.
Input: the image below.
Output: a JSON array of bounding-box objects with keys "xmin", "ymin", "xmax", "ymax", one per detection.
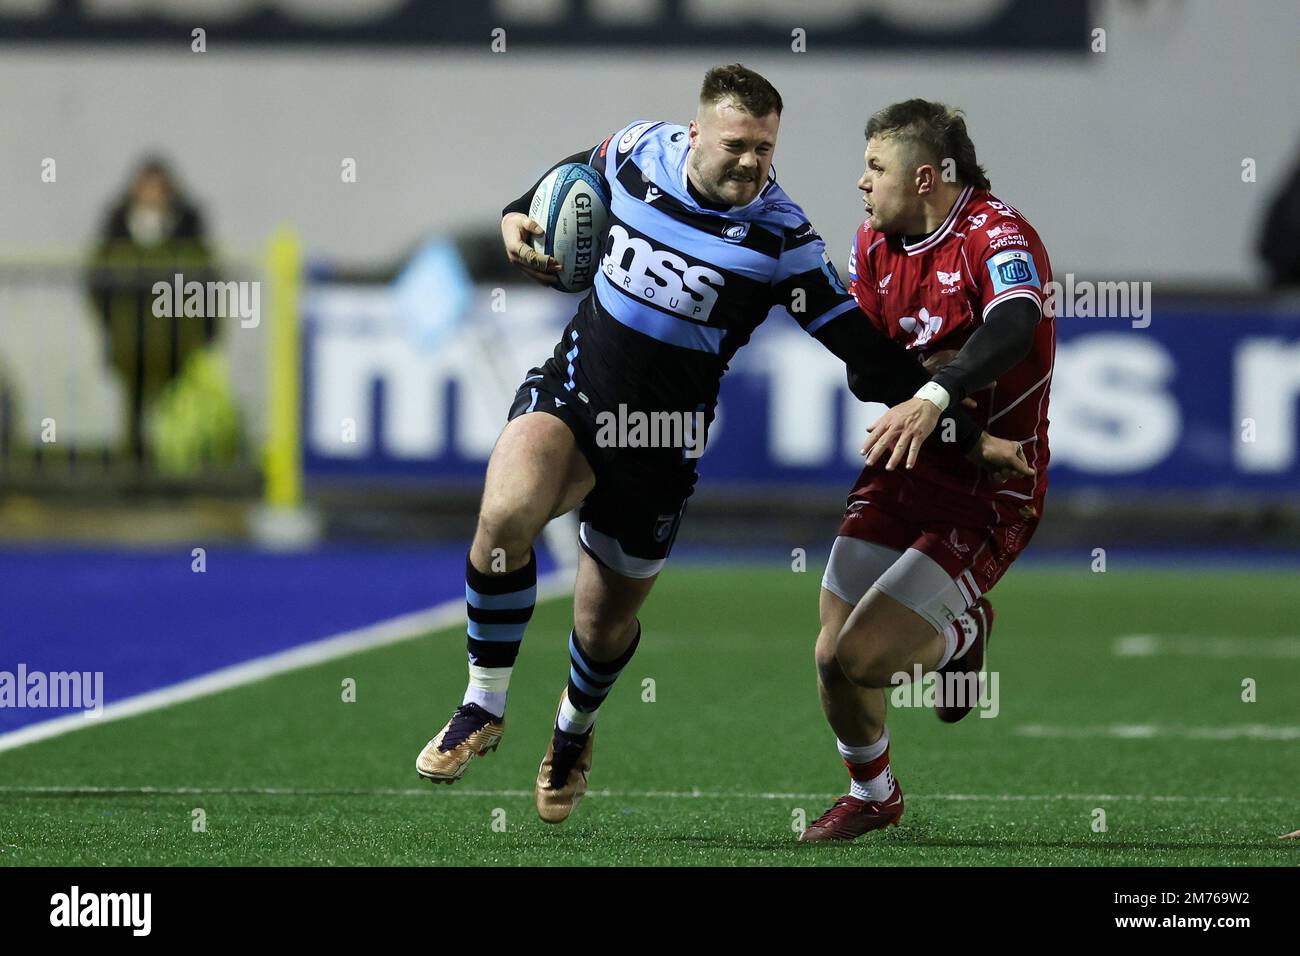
[{"xmin": 815, "ymin": 617, "xmax": 891, "ymax": 748}]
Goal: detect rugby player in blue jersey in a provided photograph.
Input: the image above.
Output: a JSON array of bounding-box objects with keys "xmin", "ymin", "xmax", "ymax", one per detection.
[{"xmin": 416, "ymin": 64, "xmax": 1031, "ymax": 823}]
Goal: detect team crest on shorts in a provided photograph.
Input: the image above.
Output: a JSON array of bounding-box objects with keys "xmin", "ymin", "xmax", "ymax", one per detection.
[{"xmin": 653, "ymin": 514, "xmax": 676, "ymax": 543}]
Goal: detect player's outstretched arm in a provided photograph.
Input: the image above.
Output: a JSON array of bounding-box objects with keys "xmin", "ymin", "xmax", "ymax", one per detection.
[{"xmin": 776, "ymin": 220, "xmax": 1004, "ymax": 470}]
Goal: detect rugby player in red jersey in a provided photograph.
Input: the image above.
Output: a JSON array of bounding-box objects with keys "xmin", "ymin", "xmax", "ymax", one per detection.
[{"xmin": 801, "ymin": 100, "xmax": 1054, "ymax": 842}]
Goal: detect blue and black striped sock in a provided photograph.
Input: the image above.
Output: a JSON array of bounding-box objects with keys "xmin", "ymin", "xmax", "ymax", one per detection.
[
  {"xmin": 461, "ymin": 550, "xmax": 536, "ymax": 718},
  {"xmin": 558, "ymin": 623, "xmax": 641, "ymax": 736}
]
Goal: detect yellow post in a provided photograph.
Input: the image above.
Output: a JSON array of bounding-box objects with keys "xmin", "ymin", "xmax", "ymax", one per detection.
[{"xmin": 264, "ymin": 226, "xmax": 303, "ymax": 508}]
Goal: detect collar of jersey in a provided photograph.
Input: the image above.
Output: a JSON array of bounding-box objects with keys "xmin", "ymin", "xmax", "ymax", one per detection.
[{"xmin": 901, "ymin": 185, "xmax": 974, "ymax": 255}]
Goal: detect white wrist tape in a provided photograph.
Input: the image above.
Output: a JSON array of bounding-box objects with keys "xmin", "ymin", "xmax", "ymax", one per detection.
[{"xmin": 914, "ymin": 381, "xmax": 951, "ymax": 412}]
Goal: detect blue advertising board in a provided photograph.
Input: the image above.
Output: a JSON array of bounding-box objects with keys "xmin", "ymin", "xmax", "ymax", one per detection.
[{"xmin": 302, "ymin": 284, "xmax": 1300, "ymax": 497}]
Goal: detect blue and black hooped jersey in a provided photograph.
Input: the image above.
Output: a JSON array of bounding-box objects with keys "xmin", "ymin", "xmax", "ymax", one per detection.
[{"xmin": 510, "ymin": 120, "xmax": 860, "ymax": 422}]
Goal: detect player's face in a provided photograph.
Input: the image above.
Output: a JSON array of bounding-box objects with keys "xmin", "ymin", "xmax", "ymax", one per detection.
[
  {"xmin": 858, "ymin": 136, "xmax": 921, "ymax": 234},
  {"xmin": 687, "ymin": 99, "xmax": 779, "ymax": 207}
]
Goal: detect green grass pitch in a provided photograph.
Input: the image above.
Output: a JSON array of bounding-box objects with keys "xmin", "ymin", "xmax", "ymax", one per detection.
[{"xmin": 1, "ymin": 563, "xmax": 1296, "ymax": 866}]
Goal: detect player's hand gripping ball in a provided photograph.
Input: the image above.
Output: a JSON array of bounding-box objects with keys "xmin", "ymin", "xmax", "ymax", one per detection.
[{"xmin": 525, "ymin": 163, "xmax": 611, "ymax": 293}]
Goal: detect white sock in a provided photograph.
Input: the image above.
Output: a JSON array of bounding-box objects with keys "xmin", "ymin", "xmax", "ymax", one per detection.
[
  {"xmin": 837, "ymin": 730, "xmax": 894, "ymax": 802},
  {"xmin": 556, "ymin": 693, "xmax": 597, "ymax": 736},
  {"xmin": 935, "ymin": 614, "xmax": 978, "ymax": 670},
  {"xmin": 850, "ymin": 765, "xmax": 896, "ymax": 803},
  {"xmin": 462, "ymin": 664, "xmax": 510, "ymax": 718},
  {"xmin": 837, "ymin": 731, "xmax": 888, "ymax": 765}
]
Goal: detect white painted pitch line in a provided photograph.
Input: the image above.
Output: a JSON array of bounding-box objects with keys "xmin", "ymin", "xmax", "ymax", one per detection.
[
  {"xmin": 1113, "ymin": 634, "xmax": 1300, "ymax": 658},
  {"xmin": 1015, "ymin": 723, "xmax": 1300, "ymax": 741},
  {"xmin": 0, "ymin": 786, "xmax": 1291, "ymax": 804},
  {"xmin": 0, "ymin": 570, "xmax": 574, "ymax": 756}
]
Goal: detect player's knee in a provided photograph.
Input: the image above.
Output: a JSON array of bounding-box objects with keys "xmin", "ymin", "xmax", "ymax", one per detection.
[
  {"xmin": 834, "ymin": 625, "xmax": 892, "ymax": 689},
  {"xmin": 473, "ymin": 505, "xmax": 540, "ymax": 566},
  {"xmin": 814, "ymin": 628, "xmax": 847, "ymax": 689}
]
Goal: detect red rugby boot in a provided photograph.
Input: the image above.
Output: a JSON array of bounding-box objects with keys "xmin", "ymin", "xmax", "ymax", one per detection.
[{"xmin": 799, "ymin": 782, "xmax": 904, "ymax": 843}]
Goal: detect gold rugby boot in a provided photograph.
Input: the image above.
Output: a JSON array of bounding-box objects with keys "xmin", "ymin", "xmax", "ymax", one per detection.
[
  {"xmin": 535, "ymin": 694, "xmax": 595, "ymax": 823},
  {"xmin": 416, "ymin": 702, "xmax": 504, "ymax": 783}
]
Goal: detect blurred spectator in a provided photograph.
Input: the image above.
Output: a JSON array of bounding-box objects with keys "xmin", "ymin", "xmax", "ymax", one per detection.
[
  {"xmin": 87, "ymin": 156, "xmax": 219, "ymax": 462},
  {"xmin": 1258, "ymin": 147, "xmax": 1300, "ymax": 288}
]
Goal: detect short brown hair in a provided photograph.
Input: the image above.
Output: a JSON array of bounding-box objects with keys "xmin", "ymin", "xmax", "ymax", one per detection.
[
  {"xmin": 700, "ymin": 63, "xmax": 783, "ymax": 118},
  {"xmin": 865, "ymin": 99, "xmax": 989, "ymax": 190}
]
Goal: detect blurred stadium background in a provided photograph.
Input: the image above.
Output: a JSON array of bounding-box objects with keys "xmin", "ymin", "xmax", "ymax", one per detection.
[{"xmin": 1, "ymin": 0, "xmax": 1297, "ymax": 865}]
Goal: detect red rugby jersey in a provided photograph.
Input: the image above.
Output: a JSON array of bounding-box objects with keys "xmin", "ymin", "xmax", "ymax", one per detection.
[{"xmin": 847, "ymin": 187, "xmax": 1055, "ymax": 523}]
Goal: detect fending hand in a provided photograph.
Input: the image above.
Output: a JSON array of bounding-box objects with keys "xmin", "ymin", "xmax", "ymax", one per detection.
[{"xmin": 860, "ymin": 396, "xmax": 944, "ymax": 471}]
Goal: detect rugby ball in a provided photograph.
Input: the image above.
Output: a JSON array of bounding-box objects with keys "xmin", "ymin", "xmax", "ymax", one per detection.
[{"xmin": 528, "ymin": 163, "xmax": 611, "ymax": 293}]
